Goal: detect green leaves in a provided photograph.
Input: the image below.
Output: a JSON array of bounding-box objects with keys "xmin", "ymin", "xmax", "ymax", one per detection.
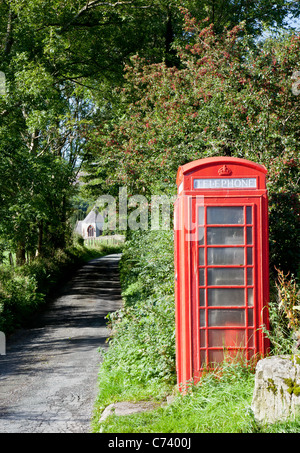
[
  {"xmin": 85, "ymin": 19, "xmax": 300, "ymax": 191},
  {"xmin": 104, "ymin": 230, "xmax": 176, "ymax": 384},
  {"xmin": 83, "ymin": 13, "xmax": 299, "ymax": 275},
  {"xmin": 0, "ymin": 1, "xmax": 299, "ymax": 266}
]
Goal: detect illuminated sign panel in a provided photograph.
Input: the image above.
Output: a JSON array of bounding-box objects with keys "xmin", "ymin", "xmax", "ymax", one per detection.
[{"xmin": 193, "ymin": 178, "xmax": 257, "ymax": 189}]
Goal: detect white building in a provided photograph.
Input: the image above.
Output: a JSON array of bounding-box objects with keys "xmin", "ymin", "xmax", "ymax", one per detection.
[{"xmin": 75, "ymin": 208, "xmax": 104, "ymax": 239}]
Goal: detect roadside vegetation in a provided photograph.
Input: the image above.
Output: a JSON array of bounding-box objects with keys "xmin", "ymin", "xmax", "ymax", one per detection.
[
  {"xmin": 95, "ymin": 356, "xmax": 300, "ymax": 433},
  {"xmin": 0, "ymin": 239, "xmax": 122, "ymax": 335},
  {"xmin": 92, "ymin": 230, "xmax": 300, "ymax": 434},
  {"xmin": 92, "ymin": 230, "xmax": 176, "ymax": 420}
]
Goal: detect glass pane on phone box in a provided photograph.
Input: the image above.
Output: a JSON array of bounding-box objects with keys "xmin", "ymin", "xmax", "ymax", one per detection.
[
  {"xmin": 200, "ymin": 310, "xmax": 206, "ymax": 327},
  {"xmin": 207, "ymin": 207, "xmax": 244, "ymax": 225},
  {"xmin": 199, "ymin": 268, "xmax": 205, "ymax": 286},
  {"xmin": 207, "ymin": 227, "xmax": 244, "ymax": 245},
  {"xmin": 198, "ymin": 227, "xmax": 204, "ymax": 245},
  {"xmin": 248, "ymin": 330, "xmax": 254, "ymax": 347},
  {"xmin": 247, "ymin": 288, "xmax": 254, "ymax": 306},
  {"xmin": 247, "ymin": 227, "xmax": 253, "ymax": 244},
  {"xmin": 208, "ymin": 350, "xmax": 224, "ymax": 365},
  {"xmin": 208, "ymin": 309, "xmax": 245, "ymax": 326},
  {"xmin": 207, "ymin": 247, "xmax": 244, "ymax": 265},
  {"xmin": 199, "ymin": 248, "xmax": 205, "ymax": 265},
  {"xmin": 247, "ymin": 248, "xmax": 253, "ymax": 265},
  {"xmin": 199, "ymin": 288, "xmax": 206, "ymax": 306},
  {"xmin": 248, "ymin": 308, "xmax": 254, "ymax": 326},
  {"xmin": 247, "ymin": 268, "xmax": 253, "ymax": 285},
  {"xmin": 207, "ymin": 268, "xmax": 244, "ymax": 286},
  {"xmin": 207, "ymin": 288, "xmax": 245, "ymax": 306},
  {"xmin": 198, "ymin": 206, "xmax": 204, "ymax": 225},
  {"xmin": 246, "ymin": 206, "xmax": 252, "ymax": 224},
  {"xmin": 200, "ymin": 350, "xmax": 206, "ymax": 368},
  {"xmin": 208, "ymin": 329, "xmax": 245, "ymax": 347},
  {"xmin": 200, "ymin": 330, "xmax": 206, "ymax": 347}
]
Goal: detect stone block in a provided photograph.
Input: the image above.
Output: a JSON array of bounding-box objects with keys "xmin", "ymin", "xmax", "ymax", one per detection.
[{"xmin": 251, "ymin": 355, "xmax": 300, "ymax": 424}]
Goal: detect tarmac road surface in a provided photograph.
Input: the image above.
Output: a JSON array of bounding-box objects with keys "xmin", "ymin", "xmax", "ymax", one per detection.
[{"xmin": 0, "ymin": 254, "xmax": 123, "ymax": 433}]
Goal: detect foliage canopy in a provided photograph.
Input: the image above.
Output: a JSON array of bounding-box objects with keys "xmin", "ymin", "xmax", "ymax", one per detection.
[{"xmin": 0, "ymin": 2, "xmax": 299, "ymax": 271}]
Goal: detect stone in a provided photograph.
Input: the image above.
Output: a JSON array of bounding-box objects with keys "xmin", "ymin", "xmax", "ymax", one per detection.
[
  {"xmin": 251, "ymin": 355, "xmax": 300, "ymax": 424},
  {"xmin": 99, "ymin": 401, "xmax": 164, "ymax": 423}
]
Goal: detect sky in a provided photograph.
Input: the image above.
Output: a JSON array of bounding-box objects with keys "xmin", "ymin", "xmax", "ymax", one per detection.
[{"xmin": 285, "ymin": 13, "xmax": 300, "ymax": 30}]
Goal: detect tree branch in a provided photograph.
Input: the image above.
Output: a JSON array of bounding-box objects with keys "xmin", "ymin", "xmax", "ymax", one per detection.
[
  {"xmin": 60, "ymin": 1, "xmax": 130, "ymax": 33},
  {"xmin": 4, "ymin": 7, "xmax": 16, "ymax": 56},
  {"xmin": 59, "ymin": 1, "xmax": 151, "ymax": 33}
]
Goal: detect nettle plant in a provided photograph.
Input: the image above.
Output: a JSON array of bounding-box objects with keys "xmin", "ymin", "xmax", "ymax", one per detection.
[
  {"xmin": 276, "ymin": 269, "xmax": 300, "ymax": 334},
  {"xmin": 267, "ymin": 268, "xmax": 300, "ymax": 354}
]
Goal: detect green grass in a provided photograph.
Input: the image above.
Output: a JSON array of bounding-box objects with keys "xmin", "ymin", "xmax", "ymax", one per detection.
[
  {"xmin": 93, "ymin": 360, "xmax": 255, "ymax": 433},
  {"xmin": 94, "ymin": 359, "xmax": 300, "ymax": 433},
  {"xmin": 92, "ymin": 360, "xmax": 174, "ymax": 432}
]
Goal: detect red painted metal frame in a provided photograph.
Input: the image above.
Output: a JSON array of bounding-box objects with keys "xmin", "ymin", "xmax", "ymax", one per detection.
[{"xmin": 174, "ymin": 157, "xmax": 270, "ymax": 390}]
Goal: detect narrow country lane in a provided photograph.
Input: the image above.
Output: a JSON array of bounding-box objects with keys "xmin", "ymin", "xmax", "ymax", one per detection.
[{"xmin": 0, "ymin": 254, "xmax": 123, "ymax": 433}]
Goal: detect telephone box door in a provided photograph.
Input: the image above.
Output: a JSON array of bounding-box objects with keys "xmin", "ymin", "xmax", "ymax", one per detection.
[{"xmin": 191, "ymin": 197, "xmax": 268, "ymax": 374}]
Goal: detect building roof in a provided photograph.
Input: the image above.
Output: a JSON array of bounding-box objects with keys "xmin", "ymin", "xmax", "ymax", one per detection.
[{"xmin": 83, "ymin": 208, "xmax": 104, "ymax": 225}]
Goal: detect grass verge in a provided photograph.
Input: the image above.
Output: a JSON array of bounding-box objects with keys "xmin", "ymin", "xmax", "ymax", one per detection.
[
  {"xmin": 95, "ymin": 360, "xmax": 256, "ymax": 433},
  {"xmin": 94, "ymin": 352, "xmax": 300, "ymax": 434},
  {"xmin": 95, "ymin": 359, "xmax": 300, "ymax": 433}
]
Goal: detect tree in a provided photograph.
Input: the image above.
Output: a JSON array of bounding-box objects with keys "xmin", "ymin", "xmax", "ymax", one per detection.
[
  {"xmin": 0, "ymin": 2, "xmax": 93, "ymax": 260},
  {"xmin": 83, "ymin": 10, "xmax": 300, "ymax": 273},
  {"xmin": 0, "ymin": 1, "xmax": 298, "ymax": 262},
  {"xmin": 182, "ymin": 0, "xmax": 299, "ymax": 35}
]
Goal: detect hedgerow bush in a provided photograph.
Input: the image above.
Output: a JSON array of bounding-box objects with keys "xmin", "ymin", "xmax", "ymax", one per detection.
[
  {"xmin": 0, "ymin": 266, "xmax": 43, "ymax": 334},
  {"xmin": 101, "ymin": 230, "xmax": 176, "ymax": 388},
  {"xmin": 266, "ymin": 268, "xmax": 300, "ymax": 355},
  {"xmin": 0, "ymin": 248, "xmax": 76, "ymax": 334}
]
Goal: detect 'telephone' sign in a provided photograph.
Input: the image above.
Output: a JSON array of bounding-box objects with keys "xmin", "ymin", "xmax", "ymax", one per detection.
[{"xmin": 193, "ymin": 178, "xmax": 257, "ymax": 189}]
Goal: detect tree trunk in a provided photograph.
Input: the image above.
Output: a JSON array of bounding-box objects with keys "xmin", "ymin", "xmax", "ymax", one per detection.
[
  {"xmin": 16, "ymin": 242, "xmax": 26, "ymax": 266},
  {"xmin": 37, "ymin": 219, "xmax": 44, "ymax": 257},
  {"xmin": 165, "ymin": 8, "xmax": 177, "ymax": 68},
  {"xmin": 9, "ymin": 252, "xmax": 14, "ymax": 267},
  {"xmin": 4, "ymin": 8, "xmax": 16, "ymax": 56}
]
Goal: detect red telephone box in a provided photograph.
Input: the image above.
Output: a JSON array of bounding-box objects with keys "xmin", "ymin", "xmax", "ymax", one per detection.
[{"xmin": 174, "ymin": 157, "xmax": 270, "ymax": 388}]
